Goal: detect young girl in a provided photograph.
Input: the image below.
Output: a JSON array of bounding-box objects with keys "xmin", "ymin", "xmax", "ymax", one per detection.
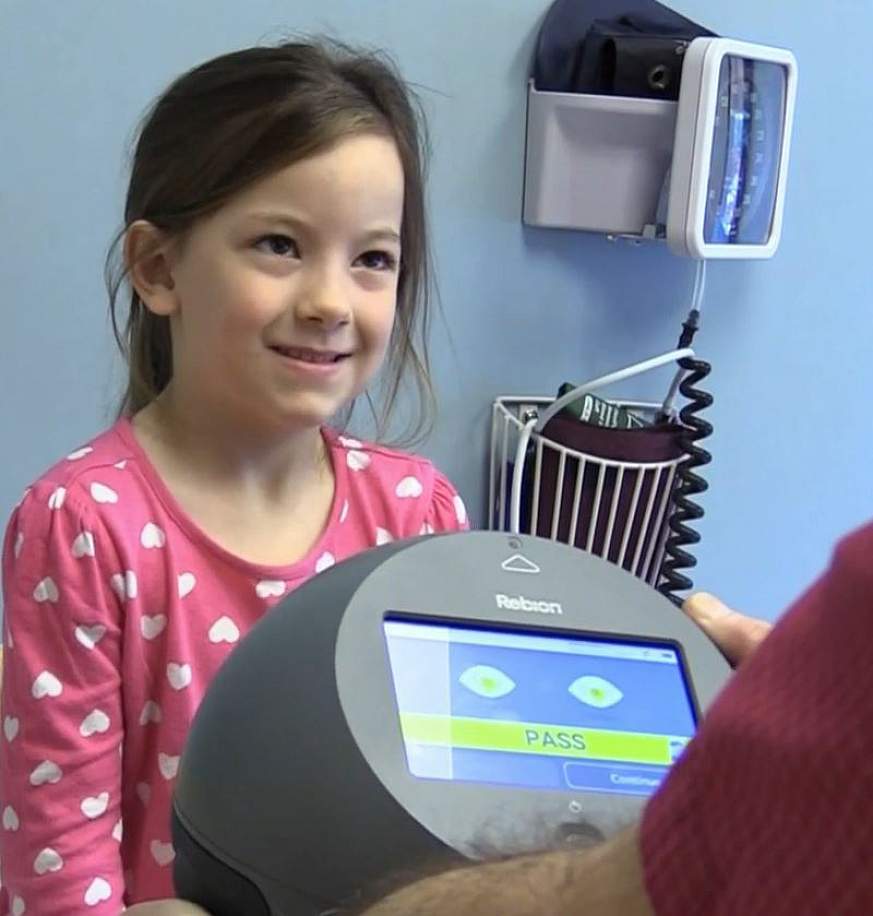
[{"xmin": 0, "ymin": 39, "xmax": 468, "ymax": 914}]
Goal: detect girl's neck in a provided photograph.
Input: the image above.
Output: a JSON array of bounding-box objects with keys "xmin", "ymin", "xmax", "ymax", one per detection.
[{"xmin": 131, "ymin": 386, "xmax": 332, "ymax": 507}]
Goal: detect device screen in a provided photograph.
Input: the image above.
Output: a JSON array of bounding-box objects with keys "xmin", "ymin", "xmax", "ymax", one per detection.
[
  {"xmin": 383, "ymin": 617, "xmax": 697, "ymax": 798},
  {"xmin": 703, "ymin": 55, "xmax": 788, "ymax": 246}
]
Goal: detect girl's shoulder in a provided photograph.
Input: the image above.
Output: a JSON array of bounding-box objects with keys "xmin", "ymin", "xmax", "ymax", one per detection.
[
  {"xmin": 7, "ymin": 419, "xmax": 153, "ymax": 539},
  {"xmin": 323, "ymin": 428, "xmax": 468, "ymax": 537},
  {"xmin": 324, "ymin": 428, "xmax": 437, "ymax": 473}
]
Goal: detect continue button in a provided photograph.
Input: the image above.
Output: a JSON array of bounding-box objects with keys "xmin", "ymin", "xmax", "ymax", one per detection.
[
  {"xmin": 608, "ymin": 773, "xmax": 661, "ymax": 788},
  {"xmin": 564, "ymin": 761, "xmax": 665, "ymax": 796}
]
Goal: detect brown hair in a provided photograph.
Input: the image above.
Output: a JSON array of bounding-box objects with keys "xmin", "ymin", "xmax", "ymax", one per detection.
[{"xmin": 106, "ymin": 39, "xmax": 436, "ymax": 443}]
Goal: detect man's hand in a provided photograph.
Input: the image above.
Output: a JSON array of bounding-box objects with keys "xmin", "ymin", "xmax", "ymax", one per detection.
[{"xmin": 682, "ymin": 591, "xmax": 771, "ymax": 667}]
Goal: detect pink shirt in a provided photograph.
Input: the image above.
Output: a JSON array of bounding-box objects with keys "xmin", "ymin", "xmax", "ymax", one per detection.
[{"xmin": 0, "ymin": 419, "xmax": 468, "ymax": 914}]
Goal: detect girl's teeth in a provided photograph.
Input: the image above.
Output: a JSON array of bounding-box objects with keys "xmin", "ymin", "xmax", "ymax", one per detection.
[{"xmin": 283, "ymin": 349, "xmax": 334, "ymax": 363}]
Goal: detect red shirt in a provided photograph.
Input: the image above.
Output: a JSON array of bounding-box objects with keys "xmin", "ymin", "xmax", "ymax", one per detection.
[
  {"xmin": 642, "ymin": 522, "xmax": 873, "ymax": 915},
  {"xmin": 0, "ymin": 419, "xmax": 468, "ymax": 914}
]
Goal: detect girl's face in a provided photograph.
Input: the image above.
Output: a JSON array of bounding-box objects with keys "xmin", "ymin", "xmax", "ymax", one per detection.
[{"xmin": 154, "ymin": 132, "xmax": 404, "ymax": 432}]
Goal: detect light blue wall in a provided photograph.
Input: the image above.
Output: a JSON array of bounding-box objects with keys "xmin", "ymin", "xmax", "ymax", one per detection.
[{"xmin": 2, "ymin": 1, "xmax": 870, "ymax": 620}]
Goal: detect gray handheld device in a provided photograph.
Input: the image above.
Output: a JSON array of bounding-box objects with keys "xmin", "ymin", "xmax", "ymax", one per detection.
[{"xmin": 172, "ymin": 531, "xmax": 730, "ymax": 915}]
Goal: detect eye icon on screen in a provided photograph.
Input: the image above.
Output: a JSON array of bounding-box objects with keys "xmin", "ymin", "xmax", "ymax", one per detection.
[
  {"xmin": 459, "ymin": 665, "xmax": 517, "ymax": 699},
  {"xmin": 568, "ymin": 675, "xmax": 623, "ymax": 709}
]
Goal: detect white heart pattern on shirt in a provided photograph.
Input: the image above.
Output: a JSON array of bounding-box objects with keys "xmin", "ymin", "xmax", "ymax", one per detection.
[
  {"xmin": 90, "ymin": 482, "xmax": 118, "ymax": 505},
  {"xmin": 167, "ymin": 663, "xmax": 192, "ymax": 690},
  {"xmin": 208, "ymin": 617, "xmax": 239, "ymax": 644},
  {"xmin": 139, "ymin": 700, "xmax": 162, "ymax": 725},
  {"xmin": 114, "ymin": 460, "xmax": 127, "ymax": 470},
  {"xmin": 340, "ymin": 499, "xmax": 349, "ymax": 523},
  {"xmin": 81, "ymin": 792, "xmax": 109, "ymax": 819},
  {"xmin": 4, "ymin": 715, "xmax": 20, "ymax": 742},
  {"xmin": 32, "ymin": 671, "xmax": 63, "ymax": 699},
  {"xmin": 376, "ymin": 527, "xmax": 394, "ymax": 545},
  {"xmin": 255, "ymin": 580, "xmax": 285, "ymax": 599},
  {"xmin": 420, "ymin": 522, "xmax": 435, "ymax": 535},
  {"xmin": 14, "ymin": 531, "xmax": 24, "ymax": 559},
  {"xmin": 178, "ymin": 572, "xmax": 196, "ymax": 598},
  {"xmin": 110, "ymin": 570, "xmax": 138, "ymax": 600},
  {"xmin": 75, "ymin": 624, "xmax": 107, "ymax": 650},
  {"xmin": 454, "ymin": 494, "xmax": 468, "ymax": 525},
  {"xmin": 112, "ymin": 819, "xmax": 123, "ymax": 842},
  {"xmin": 339, "ymin": 436, "xmax": 363, "ymax": 449},
  {"xmin": 158, "ymin": 753, "xmax": 180, "ymax": 780},
  {"xmin": 136, "ymin": 782, "xmax": 151, "ymax": 805},
  {"xmin": 151, "ymin": 840, "xmax": 176, "ymax": 867},
  {"xmin": 67, "ymin": 447, "xmax": 93, "ymax": 461},
  {"xmin": 30, "ymin": 760, "xmax": 62, "ymax": 786},
  {"xmin": 34, "ymin": 847, "xmax": 63, "ymax": 875},
  {"xmin": 11, "ymin": 895, "xmax": 25, "ymax": 916},
  {"xmin": 71, "ymin": 531, "xmax": 96, "ymax": 559},
  {"xmin": 80, "ymin": 709, "xmax": 110, "ymax": 737},
  {"xmin": 140, "ymin": 614, "xmax": 167, "ymax": 640},
  {"xmin": 48, "ymin": 487, "xmax": 66, "ymax": 510},
  {"xmin": 3, "ymin": 805, "xmax": 20, "ymax": 831},
  {"xmin": 395, "ymin": 476, "xmax": 423, "ymax": 499},
  {"xmin": 84, "ymin": 877, "xmax": 112, "ymax": 906},
  {"xmin": 140, "ymin": 522, "xmax": 166, "ymax": 549},
  {"xmin": 347, "ymin": 450, "xmax": 371, "ymax": 472},
  {"xmin": 33, "ymin": 577, "xmax": 59, "ymax": 604},
  {"xmin": 315, "ymin": 552, "xmax": 335, "ymax": 573}
]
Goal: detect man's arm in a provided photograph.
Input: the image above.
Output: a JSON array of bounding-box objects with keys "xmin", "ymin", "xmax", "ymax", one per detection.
[
  {"xmin": 360, "ymin": 826, "xmax": 653, "ymax": 916},
  {"xmin": 126, "ymin": 902, "xmax": 210, "ymax": 915}
]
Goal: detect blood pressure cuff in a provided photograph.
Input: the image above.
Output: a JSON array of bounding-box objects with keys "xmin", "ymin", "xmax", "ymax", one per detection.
[
  {"xmin": 533, "ymin": 0, "xmax": 716, "ymax": 100},
  {"xmin": 520, "ymin": 415, "xmax": 686, "ymax": 579}
]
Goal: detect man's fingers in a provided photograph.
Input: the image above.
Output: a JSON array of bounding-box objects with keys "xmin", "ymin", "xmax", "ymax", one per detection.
[{"xmin": 682, "ymin": 592, "xmax": 771, "ymax": 667}]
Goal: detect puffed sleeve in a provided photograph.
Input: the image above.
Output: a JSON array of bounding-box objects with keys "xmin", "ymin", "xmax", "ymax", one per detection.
[{"xmin": 423, "ymin": 471, "xmax": 470, "ymax": 534}]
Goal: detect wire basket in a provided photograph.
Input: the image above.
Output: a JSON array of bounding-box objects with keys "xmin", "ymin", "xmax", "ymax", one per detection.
[{"xmin": 488, "ymin": 396, "xmax": 687, "ymax": 587}]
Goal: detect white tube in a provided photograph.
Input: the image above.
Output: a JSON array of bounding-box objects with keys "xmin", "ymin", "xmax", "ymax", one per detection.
[
  {"xmin": 534, "ymin": 348, "xmax": 694, "ymax": 434},
  {"xmin": 509, "ymin": 417, "xmax": 538, "ymax": 534}
]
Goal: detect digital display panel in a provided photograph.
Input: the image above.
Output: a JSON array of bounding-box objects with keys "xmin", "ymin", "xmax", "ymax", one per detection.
[{"xmin": 383, "ymin": 617, "xmax": 698, "ymax": 798}]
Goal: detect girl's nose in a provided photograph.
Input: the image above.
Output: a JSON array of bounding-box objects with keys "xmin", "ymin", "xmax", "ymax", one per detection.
[{"xmin": 295, "ymin": 266, "xmax": 351, "ymax": 329}]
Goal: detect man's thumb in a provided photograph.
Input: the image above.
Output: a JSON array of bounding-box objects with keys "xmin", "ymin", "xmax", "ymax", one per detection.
[{"xmin": 682, "ymin": 592, "xmax": 769, "ymax": 666}]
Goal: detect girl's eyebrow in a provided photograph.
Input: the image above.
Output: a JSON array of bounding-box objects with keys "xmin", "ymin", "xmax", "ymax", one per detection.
[
  {"xmin": 360, "ymin": 227, "xmax": 402, "ymax": 245},
  {"xmin": 245, "ymin": 210, "xmax": 401, "ymax": 245},
  {"xmin": 243, "ymin": 210, "xmax": 312, "ymax": 231}
]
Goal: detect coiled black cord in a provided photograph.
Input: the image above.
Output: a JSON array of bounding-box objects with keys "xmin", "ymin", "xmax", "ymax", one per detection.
[{"xmin": 657, "ymin": 310, "xmax": 713, "ymax": 606}]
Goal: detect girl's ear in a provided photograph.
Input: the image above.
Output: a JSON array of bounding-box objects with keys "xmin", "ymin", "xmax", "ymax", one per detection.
[{"xmin": 125, "ymin": 221, "xmax": 179, "ymax": 317}]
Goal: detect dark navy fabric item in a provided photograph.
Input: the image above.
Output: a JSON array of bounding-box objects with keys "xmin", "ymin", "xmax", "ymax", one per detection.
[{"xmin": 533, "ymin": 0, "xmax": 715, "ymax": 99}]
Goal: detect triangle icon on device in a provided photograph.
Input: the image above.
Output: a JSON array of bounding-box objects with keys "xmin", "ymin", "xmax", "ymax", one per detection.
[{"xmin": 501, "ymin": 554, "xmax": 541, "ymax": 575}]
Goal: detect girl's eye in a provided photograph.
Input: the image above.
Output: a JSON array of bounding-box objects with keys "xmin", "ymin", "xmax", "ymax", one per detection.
[
  {"xmin": 255, "ymin": 234, "xmax": 298, "ymax": 257},
  {"xmin": 355, "ymin": 250, "xmax": 398, "ymax": 272}
]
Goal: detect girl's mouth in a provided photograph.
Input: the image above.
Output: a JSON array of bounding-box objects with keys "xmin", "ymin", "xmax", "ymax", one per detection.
[{"xmin": 270, "ymin": 345, "xmax": 350, "ymax": 364}]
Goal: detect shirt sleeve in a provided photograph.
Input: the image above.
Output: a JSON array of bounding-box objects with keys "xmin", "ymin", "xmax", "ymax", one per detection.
[
  {"xmin": 1, "ymin": 483, "xmax": 126, "ymax": 914},
  {"xmin": 423, "ymin": 471, "xmax": 470, "ymax": 534},
  {"xmin": 640, "ymin": 522, "xmax": 873, "ymax": 916}
]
